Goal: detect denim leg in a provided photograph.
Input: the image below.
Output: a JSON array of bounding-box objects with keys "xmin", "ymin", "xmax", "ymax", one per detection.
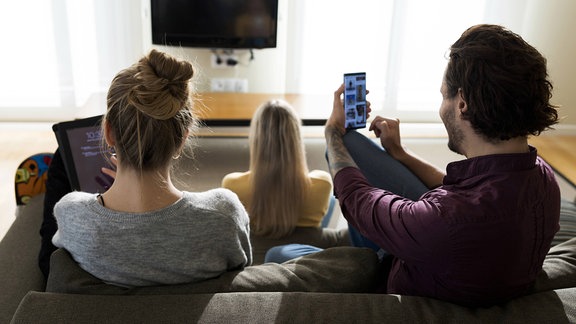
[
  {"xmin": 341, "ymin": 130, "xmax": 428, "ymax": 200},
  {"xmin": 320, "ymin": 195, "xmax": 336, "ymax": 228},
  {"xmin": 347, "ymin": 225, "xmax": 381, "ymax": 251},
  {"xmin": 264, "ymin": 244, "xmax": 323, "ymax": 263}
]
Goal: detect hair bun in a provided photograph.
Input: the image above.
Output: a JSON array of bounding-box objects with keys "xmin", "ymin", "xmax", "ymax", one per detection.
[{"xmin": 128, "ymin": 49, "xmax": 195, "ymax": 120}]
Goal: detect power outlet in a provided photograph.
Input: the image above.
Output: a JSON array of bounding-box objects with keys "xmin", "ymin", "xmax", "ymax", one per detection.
[
  {"xmin": 210, "ymin": 78, "xmax": 228, "ymax": 92},
  {"xmin": 211, "ymin": 53, "xmax": 239, "ymax": 69},
  {"xmin": 234, "ymin": 78, "xmax": 248, "ymax": 93},
  {"xmin": 211, "ymin": 78, "xmax": 249, "ymax": 92}
]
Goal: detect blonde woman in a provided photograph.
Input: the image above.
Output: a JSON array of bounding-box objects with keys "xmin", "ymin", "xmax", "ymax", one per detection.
[
  {"xmin": 52, "ymin": 50, "xmax": 251, "ymax": 287},
  {"xmin": 222, "ymin": 100, "xmax": 347, "ymax": 263}
]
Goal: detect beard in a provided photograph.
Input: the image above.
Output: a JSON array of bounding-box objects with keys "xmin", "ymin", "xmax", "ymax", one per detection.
[{"xmin": 442, "ymin": 106, "xmax": 465, "ymax": 155}]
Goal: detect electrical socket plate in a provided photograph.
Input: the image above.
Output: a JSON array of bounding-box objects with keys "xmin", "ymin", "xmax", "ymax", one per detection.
[
  {"xmin": 211, "ymin": 78, "xmax": 248, "ymax": 92},
  {"xmin": 234, "ymin": 78, "xmax": 248, "ymax": 92}
]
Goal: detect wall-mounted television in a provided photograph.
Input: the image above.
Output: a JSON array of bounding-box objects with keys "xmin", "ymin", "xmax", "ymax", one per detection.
[{"xmin": 151, "ymin": 0, "xmax": 279, "ymax": 49}]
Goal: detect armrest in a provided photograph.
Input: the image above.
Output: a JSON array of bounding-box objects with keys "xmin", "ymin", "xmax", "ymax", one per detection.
[{"xmin": 0, "ymin": 194, "xmax": 45, "ymax": 324}]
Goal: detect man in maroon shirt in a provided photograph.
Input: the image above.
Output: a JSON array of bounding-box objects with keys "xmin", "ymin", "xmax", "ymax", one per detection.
[{"xmin": 324, "ymin": 24, "xmax": 561, "ymax": 306}]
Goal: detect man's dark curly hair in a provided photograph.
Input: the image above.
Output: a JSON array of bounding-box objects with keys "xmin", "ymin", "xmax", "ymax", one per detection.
[{"xmin": 444, "ymin": 24, "xmax": 559, "ymax": 141}]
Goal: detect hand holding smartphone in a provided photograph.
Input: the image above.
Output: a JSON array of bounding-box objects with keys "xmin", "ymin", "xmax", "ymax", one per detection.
[{"xmin": 343, "ymin": 72, "xmax": 367, "ymax": 129}]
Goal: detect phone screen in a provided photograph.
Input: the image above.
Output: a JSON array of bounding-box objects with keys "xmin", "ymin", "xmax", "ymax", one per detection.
[{"xmin": 343, "ymin": 72, "xmax": 367, "ymax": 129}]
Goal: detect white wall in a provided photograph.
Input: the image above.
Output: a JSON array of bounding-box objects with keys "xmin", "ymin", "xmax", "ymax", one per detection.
[
  {"xmin": 139, "ymin": 0, "xmax": 575, "ymax": 126},
  {"xmin": 522, "ymin": 0, "xmax": 576, "ymax": 125}
]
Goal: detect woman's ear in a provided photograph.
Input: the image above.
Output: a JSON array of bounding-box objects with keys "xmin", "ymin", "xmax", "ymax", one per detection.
[
  {"xmin": 178, "ymin": 130, "xmax": 190, "ymax": 151},
  {"xmin": 173, "ymin": 130, "xmax": 190, "ymax": 159},
  {"xmin": 103, "ymin": 119, "xmax": 116, "ymax": 147}
]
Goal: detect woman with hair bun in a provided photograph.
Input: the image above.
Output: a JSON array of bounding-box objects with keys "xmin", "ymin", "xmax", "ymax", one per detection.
[{"xmin": 51, "ymin": 49, "xmax": 252, "ymax": 287}]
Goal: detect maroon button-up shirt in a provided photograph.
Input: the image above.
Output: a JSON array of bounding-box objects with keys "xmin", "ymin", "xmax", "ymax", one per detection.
[{"xmin": 334, "ymin": 147, "xmax": 560, "ymax": 306}]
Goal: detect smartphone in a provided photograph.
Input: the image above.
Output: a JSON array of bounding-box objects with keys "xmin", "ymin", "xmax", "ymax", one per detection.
[{"xmin": 343, "ymin": 72, "xmax": 367, "ymax": 129}]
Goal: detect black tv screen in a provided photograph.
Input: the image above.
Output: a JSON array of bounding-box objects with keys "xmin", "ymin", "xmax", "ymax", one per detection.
[{"xmin": 151, "ymin": 0, "xmax": 279, "ymax": 49}]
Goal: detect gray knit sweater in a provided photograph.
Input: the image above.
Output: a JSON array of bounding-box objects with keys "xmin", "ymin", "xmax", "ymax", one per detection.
[{"xmin": 52, "ymin": 189, "xmax": 252, "ymax": 287}]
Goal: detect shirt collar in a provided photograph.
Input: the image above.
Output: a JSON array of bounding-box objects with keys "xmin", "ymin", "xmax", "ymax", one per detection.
[{"xmin": 443, "ymin": 146, "xmax": 538, "ymax": 185}]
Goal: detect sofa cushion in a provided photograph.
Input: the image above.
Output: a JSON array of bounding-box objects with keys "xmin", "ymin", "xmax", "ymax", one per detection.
[
  {"xmin": 13, "ymin": 288, "xmax": 576, "ymax": 324},
  {"xmin": 0, "ymin": 194, "xmax": 45, "ymax": 324},
  {"xmin": 532, "ymin": 237, "xmax": 576, "ymax": 293},
  {"xmin": 552, "ymin": 199, "xmax": 576, "ymax": 247},
  {"xmin": 47, "ymin": 238, "xmax": 576, "ymax": 298},
  {"xmin": 46, "ymin": 246, "xmax": 382, "ymax": 295}
]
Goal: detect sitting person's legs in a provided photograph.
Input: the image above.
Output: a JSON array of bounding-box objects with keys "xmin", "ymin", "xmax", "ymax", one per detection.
[
  {"xmin": 320, "ymin": 195, "xmax": 337, "ymax": 228},
  {"xmin": 347, "ymin": 226, "xmax": 380, "ymax": 251},
  {"xmin": 265, "ymin": 244, "xmax": 323, "ymax": 263},
  {"xmin": 39, "ymin": 148, "xmax": 72, "ymax": 278},
  {"xmin": 342, "ymin": 130, "xmax": 428, "ymax": 200}
]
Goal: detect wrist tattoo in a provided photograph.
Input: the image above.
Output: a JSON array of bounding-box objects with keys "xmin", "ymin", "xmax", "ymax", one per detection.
[{"xmin": 325, "ymin": 127, "xmax": 357, "ymax": 176}]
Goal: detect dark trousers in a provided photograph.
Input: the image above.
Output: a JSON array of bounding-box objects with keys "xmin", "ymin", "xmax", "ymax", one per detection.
[{"xmin": 38, "ymin": 148, "xmax": 71, "ymax": 278}]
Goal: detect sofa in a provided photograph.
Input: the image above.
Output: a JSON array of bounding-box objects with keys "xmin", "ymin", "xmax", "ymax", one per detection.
[{"xmin": 3, "ymin": 191, "xmax": 576, "ymax": 323}]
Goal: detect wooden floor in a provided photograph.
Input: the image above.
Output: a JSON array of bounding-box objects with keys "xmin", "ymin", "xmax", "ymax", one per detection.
[
  {"xmin": 0, "ymin": 123, "xmax": 56, "ymax": 239},
  {"xmin": 529, "ymin": 135, "xmax": 576, "ymax": 187}
]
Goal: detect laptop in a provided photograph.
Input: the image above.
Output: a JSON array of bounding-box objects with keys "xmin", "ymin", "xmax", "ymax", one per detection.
[{"xmin": 52, "ymin": 115, "xmax": 113, "ymax": 193}]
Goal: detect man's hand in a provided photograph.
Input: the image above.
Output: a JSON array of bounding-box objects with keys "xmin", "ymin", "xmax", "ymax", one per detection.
[
  {"xmin": 325, "ymin": 83, "xmax": 373, "ymax": 135},
  {"xmin": 325, "ymin": 84, "xmax": 347, "ymax": 137},
  {"xmin": 101, "ymin": 154, "xmax": 117, "ymax": 180},
  {"xmin": 370, "ymin": 116, "xmax": 446, "ymax": 188},
  {"xmin": 369, "ymin": 116, "xmax": 406, "ymax": 160},
  {"xmin": 324, "ymin": 85, "xmax": 359, "ymax": 177}
]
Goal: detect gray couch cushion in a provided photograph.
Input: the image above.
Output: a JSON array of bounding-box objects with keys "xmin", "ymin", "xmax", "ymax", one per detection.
[
  {"xmin": 553, "ymin": 199, "xmax": 576, "ymax": 247},
  {"xmin": 46, "ymin": 246, "xmax": 381, "ymax": 295},
  {"xmin": 0, "ymin": 195, "xmax": 45, "ymax": 324},
  {"xmin": 47, "ymin": 235, "xmax": 576, "ymax": 299},
  {"xmin": 532, "ymin": 237, "xmax": 576, "ymax": 293},
  {"xmin": 13, "ymin": 288, "xmax": 576, "ymax": 324}
]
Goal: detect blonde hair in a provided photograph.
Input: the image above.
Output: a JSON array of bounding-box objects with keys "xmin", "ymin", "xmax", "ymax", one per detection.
[
  {"xmin": 248, "ymin": 100, "xmax": 310, "ymax": 238},
  {"xmin": 104, "ymin": 49, "xmax": 197, "ymax": 173}
]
